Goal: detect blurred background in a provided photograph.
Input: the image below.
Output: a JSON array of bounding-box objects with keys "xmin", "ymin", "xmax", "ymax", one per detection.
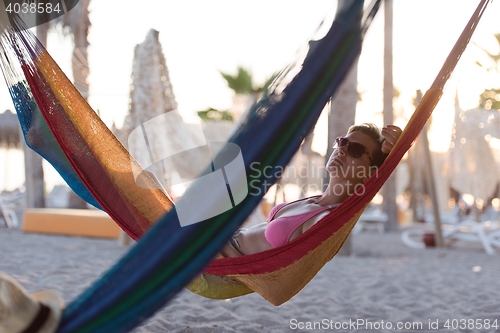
[{"xmin": 1, "ymin": 0, "xmax": 499, "ymax": 251}]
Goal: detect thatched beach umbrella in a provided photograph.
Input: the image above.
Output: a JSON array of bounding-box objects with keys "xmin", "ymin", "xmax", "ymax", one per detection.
[{"xmin": 122, "ymin": 29, "xmax": 206, "ymax": 193}]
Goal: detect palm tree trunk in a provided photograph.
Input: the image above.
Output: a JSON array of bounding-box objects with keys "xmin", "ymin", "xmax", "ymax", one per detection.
[
  {"xmin": 23, "ymin": 22, "xmax": 50, "ymax": 208},
  {"xmin": 382, "ymin": 0, "xmax": 398, "ymax": 231},
  {"xmin": 72, "ymin": 5, "xmax": 90, "ymax": 99},
  {"xmin": 328, "ymin": 63, "xmax": 358, "ymax": 256},
  {"xmin": 67, "ymin": 0, "xmax": 91, "ymax": 209},
  {"xmin": 324, "ymin": 0, "xmax": 361, "ymax": 255}
]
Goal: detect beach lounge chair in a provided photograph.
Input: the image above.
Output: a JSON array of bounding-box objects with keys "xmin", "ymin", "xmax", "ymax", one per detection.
[
  {"xmin": 401, "ymin": 215, "xmax": 499, "ymax": 255},
  {"xmin": 0, "ymin": 196, "xmax": 17, "ymax": 228},
  {"xmin": 352, "ymin": 204, "xmax": 387, "ymax": 234},
  {"xmin": 489, "ymin": 229, "xmax": 500, "ymax": 248}
]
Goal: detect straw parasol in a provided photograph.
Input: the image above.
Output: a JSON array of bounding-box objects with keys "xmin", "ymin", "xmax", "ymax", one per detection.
[{"xmin": 120, "ymin": 29, "xmax": 206, "ymax": 192}]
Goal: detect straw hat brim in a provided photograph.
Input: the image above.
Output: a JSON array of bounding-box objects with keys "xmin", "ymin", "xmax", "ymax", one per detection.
[{"xmin": 30, "ymin": 290, "xmax": 64, "ymax": 333}]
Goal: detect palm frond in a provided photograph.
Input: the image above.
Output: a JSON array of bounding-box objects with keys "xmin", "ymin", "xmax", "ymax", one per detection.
[{"xmin": 220, "ymin": 66, "xmax": 253, "ymax": 94}]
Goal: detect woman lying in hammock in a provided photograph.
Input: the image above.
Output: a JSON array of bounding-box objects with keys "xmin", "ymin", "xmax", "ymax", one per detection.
[{"xmin": 220, "ymin": 123, "xmax": 402, "ymax": 257}]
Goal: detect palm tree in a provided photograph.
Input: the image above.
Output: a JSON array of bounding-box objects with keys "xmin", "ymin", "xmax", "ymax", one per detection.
[
  {"xmin": 18, "ymin": 0, "xmax": 93, "ymax": 209},
  {"xmin": 382, "ymin": 0, "xmax": 398, "ymax": 231},
  {"xmin": 22, "ymin": 3, "xmax": 92, "ymax": 209},
  {"xmin": 220, "ymin": 66, "xmax": 275, "ymax": 122},
  {"xmin": 197, "ymin": 108, "xmax": 234, "ymax": 121},
  {"xmin": 52, "ymin": 0, "xmax": 92, "ymax": 208},
  {"xmin": 59, "ymin": 0, "xmax": 92, "ymax": 99},
  {"xmin": 476, "ymin": 33, "xmax": 500, "ymax": 110},
  {"xmin": 324, "ymin": 0, "xmax": 361, "ymax": 255}
]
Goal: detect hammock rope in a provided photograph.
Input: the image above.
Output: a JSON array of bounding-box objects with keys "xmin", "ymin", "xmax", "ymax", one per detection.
[{"xmin": 0, "ymin": 0, "xmax": 489, "ymax": 332}]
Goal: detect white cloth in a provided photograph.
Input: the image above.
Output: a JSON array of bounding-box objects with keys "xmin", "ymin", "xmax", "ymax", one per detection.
[{"xmin": 450, "ymin": 105, "xmax": 500, "ymax": 201}]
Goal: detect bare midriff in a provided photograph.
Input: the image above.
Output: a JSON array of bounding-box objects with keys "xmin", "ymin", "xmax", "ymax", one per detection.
[
  {"xmin": 221, "ymin": 196, "xmax": 335, "ymax": 257},
  {"xmin": 233, "ymin": 223, "xmax": 274, "ymax": 255}
]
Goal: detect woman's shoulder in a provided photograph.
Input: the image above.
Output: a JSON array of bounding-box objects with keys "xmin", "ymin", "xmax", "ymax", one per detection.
[
  {"xmin": 267, "ymin": 202, "xmax": 288, "ymax": 221},
  {"xmin": 267, "ymin": 195, "xmax": 324, "ymax": 221},
  {"xmin": 300, "ymin": 203, "xmax": 339, "ymax": 233}
]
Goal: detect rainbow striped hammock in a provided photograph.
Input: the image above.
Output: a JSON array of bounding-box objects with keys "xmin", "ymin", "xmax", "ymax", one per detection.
[{"xmin": 0, "ymin": 0, "xmax": 489, "ymax": 332}]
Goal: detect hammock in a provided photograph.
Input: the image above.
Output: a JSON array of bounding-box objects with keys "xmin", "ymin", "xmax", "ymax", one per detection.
[
  {"xmin": 0, "ymin": 0, "xmax": 489, "ymax": 331},
  {"xmin": 192, "ymin": 0, "xmax": 490, "ymax": 303}
]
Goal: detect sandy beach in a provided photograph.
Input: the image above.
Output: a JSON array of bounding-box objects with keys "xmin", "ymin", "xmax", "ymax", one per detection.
[{"xmin": 0, "ymin": 227, "xmax": 499, "ymax": 333}]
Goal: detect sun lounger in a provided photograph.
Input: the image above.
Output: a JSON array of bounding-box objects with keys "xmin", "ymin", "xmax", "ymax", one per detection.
[
  {"xmin": 22, "ymin": 208, "xmax": 121, "ymax": 239},
  {"xmin": 0, "ymin": 197, "xmax": 18, "ymax": 228},
  {"xmin": 401, "ymin": 219, "xmax": 499, "ymax": 255}
]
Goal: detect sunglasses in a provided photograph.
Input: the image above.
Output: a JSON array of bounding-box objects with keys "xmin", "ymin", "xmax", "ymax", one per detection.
[{"xmin": 332, "ymin": 136, "xmax": 371, "ymax": 160}]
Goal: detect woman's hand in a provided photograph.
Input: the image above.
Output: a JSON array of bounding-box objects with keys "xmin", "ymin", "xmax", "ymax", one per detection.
[{"xmin": 381, "ymin": 125, "xmax": 402, "ymax": 154}]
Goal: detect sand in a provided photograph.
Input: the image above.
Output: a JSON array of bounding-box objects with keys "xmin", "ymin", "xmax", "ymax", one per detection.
[{"xmin": 0, "ymin": 228, "xmax": 499, "ymax": 333}]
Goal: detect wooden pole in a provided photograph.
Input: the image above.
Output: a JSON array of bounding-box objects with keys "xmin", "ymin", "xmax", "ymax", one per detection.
[
  {"xmin": 382, "ymin": 0, "xmax": 398, "ymax": 231},
  {"xmin": 20, "ymin": 21, "xmax": 50, "ymax": 209},
  {"xmin": 67, "ymin": 1, "xmax": 92, "ymax": 209},
  {"xmin": 417, "ymin": 90, "xmax": 444, "ymax": 247},
  {"xmin": 326, "ymin": 0, "xmax": 361, "ymax": 256}
]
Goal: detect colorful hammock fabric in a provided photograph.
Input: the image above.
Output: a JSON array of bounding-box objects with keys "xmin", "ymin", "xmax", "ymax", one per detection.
[
  {"xmin": 0, "ymin": 0, "xmax": 489, "ymax": 332},
  {"xmin": 189, "ymin": 0, "xmax": 490, "ymax": 304},
  {"xmin": 0, "ymin": 33, "xmax": 173, "ymax": 240}
]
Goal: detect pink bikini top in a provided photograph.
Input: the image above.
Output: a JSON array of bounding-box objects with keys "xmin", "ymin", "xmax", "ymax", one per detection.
[{"xmin": 264, "ymin": 196, "xmax": 340, "ymax": 248}]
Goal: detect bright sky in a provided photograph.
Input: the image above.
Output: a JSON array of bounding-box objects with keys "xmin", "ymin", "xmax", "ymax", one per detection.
[{"xmin": 1, "ymin": 0, "xmax": 500, "ymax": 191}]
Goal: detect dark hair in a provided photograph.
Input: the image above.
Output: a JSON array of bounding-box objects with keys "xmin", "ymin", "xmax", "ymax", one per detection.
[{"xmin": 347, "ymin": 123, "xmax": 387, "ymax": 168}]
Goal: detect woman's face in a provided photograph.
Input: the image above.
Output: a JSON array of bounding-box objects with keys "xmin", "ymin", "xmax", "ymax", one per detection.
[{"xmin": 326, "ymin": 131, "xmax": 378, "ymax": 184}]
